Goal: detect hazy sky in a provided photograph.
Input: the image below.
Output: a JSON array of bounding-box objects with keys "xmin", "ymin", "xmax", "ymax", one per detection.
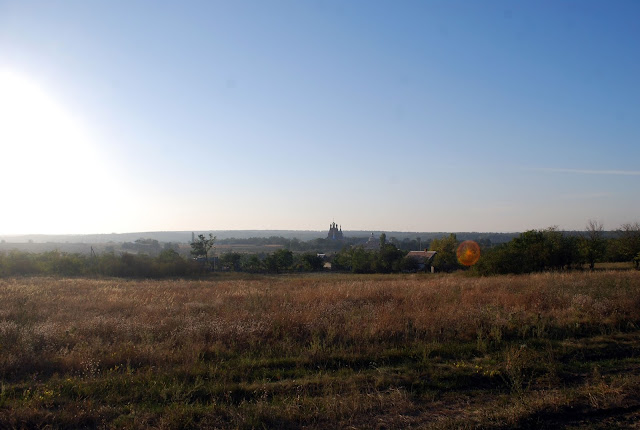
[{"xmin": 1, "ymin": 1, "xmax": 639, "ymax": 235}]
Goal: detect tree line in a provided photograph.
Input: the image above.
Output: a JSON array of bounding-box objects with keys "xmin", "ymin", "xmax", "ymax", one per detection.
[
  {"xmin": 473, "ymin": 222, "xmax": 640, "ymax": 275},
  {"xmin": 213, "ymin": 234, "xmax": 425, "ymax": 274},
  {"xmin": 1, "ymin": 222, "xmax": 638, "ymax": 278},
  {"xmin": 331, "ymin": 234, "xmax": 417, "ymax": 273},
  {"xmin": 0, "ymin": 248, "xmax": 200, "ymax": 278}
]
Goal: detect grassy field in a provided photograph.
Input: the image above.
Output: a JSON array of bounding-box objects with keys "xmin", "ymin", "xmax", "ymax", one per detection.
[{"xmin": 1, "ymin": 271, "xmax": 640, "ymax": 429}]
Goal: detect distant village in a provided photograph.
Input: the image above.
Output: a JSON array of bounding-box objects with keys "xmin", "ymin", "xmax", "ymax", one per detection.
[{"xmin": 324, "ymin": 221, "xmax": 437, "ymax": 272}]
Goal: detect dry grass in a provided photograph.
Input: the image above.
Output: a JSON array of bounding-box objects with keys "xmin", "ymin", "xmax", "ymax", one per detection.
[{"xmin": 1, "ymin": 271, "xmax": 640, "ymax": 428}]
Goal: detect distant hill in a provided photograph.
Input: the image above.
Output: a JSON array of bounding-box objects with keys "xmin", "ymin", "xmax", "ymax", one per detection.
[
  {"xmin": 4, "ymin": 229, "xmax": 621, "ymax": 247},
  {"xmin": 0, "ymin": 230, "xmax": 523, "ymax": 245},
  {"xmin": 2, "ymin": 229, "xmax": 623, "ymax": 257},
  {"xmin": 0, "ymin": 231, "xmax": 322, "ymax": 244}
]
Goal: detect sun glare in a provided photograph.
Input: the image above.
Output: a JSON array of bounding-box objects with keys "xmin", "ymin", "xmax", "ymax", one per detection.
[
  {"xmin": 456, "ymin": 240, "xmax": 481, "ymax": 266},
  {"xmin": 0, "ymin": 69, "xmax": 119, "ymax": 234}
]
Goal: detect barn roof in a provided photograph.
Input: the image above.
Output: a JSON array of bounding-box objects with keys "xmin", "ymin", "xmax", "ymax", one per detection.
[{"xmin": 406, "ymin": 250, "xmax": 437, "ymax": 261}]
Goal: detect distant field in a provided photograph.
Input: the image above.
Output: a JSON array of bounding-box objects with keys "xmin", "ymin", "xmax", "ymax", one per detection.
[
  {"xmin": 214, "ymin": 243, "xmax": 286, "ymax": 253},
  {"xmin": 1, "ymin": 272, "xmax": 640, "ymax": 428},
  {"xmin": 594, "ymin": 261, "xmax": 635, "ymax": 270}
]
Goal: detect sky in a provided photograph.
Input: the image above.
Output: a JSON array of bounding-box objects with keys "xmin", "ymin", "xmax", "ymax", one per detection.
[{"xmin": 0, "ymin": 0, "xmax": 639, "ymax": 235}]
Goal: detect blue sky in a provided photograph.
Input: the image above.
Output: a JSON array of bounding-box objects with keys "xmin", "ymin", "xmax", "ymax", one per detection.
[{"xmin": 0, "ymin": 0, "xmax": 638, "ymax": 234}]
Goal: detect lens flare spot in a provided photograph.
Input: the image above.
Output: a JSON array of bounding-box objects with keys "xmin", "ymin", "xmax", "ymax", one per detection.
[{"xmin": 457, "ymin": 240, "xmax": 481, "ymax": 266}]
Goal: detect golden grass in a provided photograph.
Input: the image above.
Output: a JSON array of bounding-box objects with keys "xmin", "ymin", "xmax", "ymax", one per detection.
[{"xmin": 1, "ymin": 271, "xmax": 640, "ymax": 428}]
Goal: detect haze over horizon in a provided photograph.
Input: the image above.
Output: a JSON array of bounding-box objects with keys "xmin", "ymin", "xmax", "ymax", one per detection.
[{"xmin": 1, "ymin": 1, "xmax": 639, "ymax": 236}]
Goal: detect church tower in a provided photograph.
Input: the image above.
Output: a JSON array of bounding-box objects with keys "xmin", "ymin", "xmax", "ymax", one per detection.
[{"xmin": 327, "ymin": 222, "xmax": 344, "ymax": 240}]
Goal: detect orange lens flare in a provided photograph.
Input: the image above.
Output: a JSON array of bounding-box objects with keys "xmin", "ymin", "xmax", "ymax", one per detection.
[{"xmin": 457, "ymin": 240, "xmax": 481, "ymax": 266}]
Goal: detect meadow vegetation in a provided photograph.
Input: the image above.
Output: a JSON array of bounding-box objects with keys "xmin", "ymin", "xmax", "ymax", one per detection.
[{"xmin": 1, "ymin": 271, "xmax": 640, "ymax": 428}]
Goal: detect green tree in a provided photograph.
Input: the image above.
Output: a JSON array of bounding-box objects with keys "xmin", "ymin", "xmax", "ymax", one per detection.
[
  {"xmin": 617, "ymin": 222, "xmax": 640, "ymax": 262},
  {"xmin": 351, "ymin": 246, "xmax": 374, "ymax": 273},
  {"xmin": 473, "ymin": 228, "xmax": 582, "ymax": 275},
  {"xmin": 400, "ymin": 255, "xmax": 421, "ymax": 272},
  {"xmin": 581, "ymin": 220, "xmax": 605, "ymax": 270},
  {"xmin": 560, "ymin": 234, "xmax": 581, "ymax": 270},
  {"xmin": 241, "ymin": 254, "xmax": 264, "ymax": 273},
  {"xmin": 219, "ymin": 252, "xmax": 243, "ymax": 271},
  {"xmin": 158, "ymin": 248, "xmax": 181, "ymax": 263},
  {"xmin": 430, "ymin": 234, "xmax": 460, "ymax": 272},
  {"xmin": 473, "ymin": 242, "xmax": 523, "ymax": 275},
  {"xmin": 542, "ymin": 227, "xmax": 579, "ymax": 271},
  {"xmin": 331, "ymin": 247, "xmax": 354, "ymax": 271},
  {"xmin": 379, "ymin": 233, "xmax": 387, "ymax": 248},
  {"xmin": 375, "ymin": 243, "xmax": 406, "ymax": 273},
  {"xmin": 300, "ymin": 253, "xmax": 324, "ymax": 272},
  {"xmin": 156, "ymin": 248, "xmax": 192, "ymax": 277},
  {"xmin": 265, "ymin": 249, "xmax": 294, "ymax": 273},
  {"xmin": 513, "ymin": 230, "xmax": 548, "ymax": 273},
  {"xmin": 190, "ymin": 233, "xmax": 216, "ymax": 269}
]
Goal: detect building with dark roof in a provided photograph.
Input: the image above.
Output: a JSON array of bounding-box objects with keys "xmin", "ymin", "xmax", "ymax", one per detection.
[{"xmin": 406, "ymin": 250, "xmax": 438, "ymax": 272}]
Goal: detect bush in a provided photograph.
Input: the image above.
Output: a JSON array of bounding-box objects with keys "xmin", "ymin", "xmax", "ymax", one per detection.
[{"xmin": 0, "ymin": 250, "xmax": 201, "ymax": 279}]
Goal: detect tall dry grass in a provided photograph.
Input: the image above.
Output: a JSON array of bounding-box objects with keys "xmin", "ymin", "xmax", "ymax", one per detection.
[
  {"xmin": 1, "ymin": 271, "xmax": 639, "ymax": 380},
  {"xmin": 2, "ymin": 271, "xmax": 640, "ymax": 428}
]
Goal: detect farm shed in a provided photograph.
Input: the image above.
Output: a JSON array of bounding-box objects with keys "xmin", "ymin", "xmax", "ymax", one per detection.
[{"xmin": 406, "ymin": 250, "xmax": 437, "ymax": 272}]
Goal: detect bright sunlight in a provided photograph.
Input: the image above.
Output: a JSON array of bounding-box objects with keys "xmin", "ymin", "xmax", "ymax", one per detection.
[{"xmin": 0, "ymin": 69, "xmax": 120, "ymax": 234}]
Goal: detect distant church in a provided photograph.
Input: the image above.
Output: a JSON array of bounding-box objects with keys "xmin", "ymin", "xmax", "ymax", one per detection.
[{"xmin": 327, "ymin": 222, "xmax": 344, "ymax": 240}]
